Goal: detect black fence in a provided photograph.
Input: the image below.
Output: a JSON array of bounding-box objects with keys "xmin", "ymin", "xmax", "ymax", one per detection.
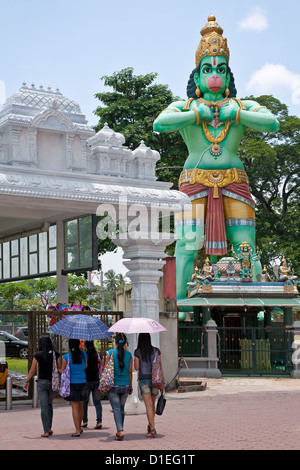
[{"xmin": 218, "ymin": 326, "xmax": 293, "ymax": 376}]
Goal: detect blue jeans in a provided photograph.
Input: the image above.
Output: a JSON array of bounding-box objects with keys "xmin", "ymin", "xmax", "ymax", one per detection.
[
  {"xmin": 83, "ymin": 381, "xmax": 103, "ymax": 424},
  {"xmin": 107, "ymin": 385, "xmax": 129, "ymax": 431},
  {"xmin": 37, "ymin": 380, "xmax": 55, "ymax": 434}
]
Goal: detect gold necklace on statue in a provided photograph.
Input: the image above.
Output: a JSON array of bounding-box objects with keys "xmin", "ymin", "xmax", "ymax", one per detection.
[{"xmin": 198, "ymin": 98, "xmax": 231, "ymax": 156}]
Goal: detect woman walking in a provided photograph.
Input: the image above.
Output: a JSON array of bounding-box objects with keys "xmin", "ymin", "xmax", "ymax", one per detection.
[
  {"xmin": 105, "ymin": 333, "xmax": 132, "ymax": 441},
  {"xmin": 134, "ymin": 333, "xmax": 162, "ymax": 438},
  {"xmin": 24, "ymin": 336, "xmax": 61, "ymax": 438},
  {"xmin": 82, "ymin": 341, "xmax": 103, "ymax": 429},
  {"xmin": 61, "ymin": 339, "xmax": 87, "ymax": 437}
]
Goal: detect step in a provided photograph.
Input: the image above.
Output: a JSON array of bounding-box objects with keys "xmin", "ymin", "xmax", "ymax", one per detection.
[{"xmin": 177, "ymin": 378, "xmax": 207, "ymax": 393}]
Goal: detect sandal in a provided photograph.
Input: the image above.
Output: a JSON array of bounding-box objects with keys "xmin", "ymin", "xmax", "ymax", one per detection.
[
  {"xmin": 82, "ymin": 423, "xmax": 88, "ymax": 428},
  {"xmin": 146, "ymin": 428, "xmax": 157, "ymax": 438},
  {"xmin": 41, "ymin": 433, "xmax": 49, "ymax": 438},
  {"xmin": 94, "ymin": 423, "xmax": 102, "ymax": 429},
  {"xmin": 71, "ymin": 433, "xmax": 81, "ymax": 437},
  {"xmin": 115, "ymin": 431, "xmax": 124, "ymax": 441}
]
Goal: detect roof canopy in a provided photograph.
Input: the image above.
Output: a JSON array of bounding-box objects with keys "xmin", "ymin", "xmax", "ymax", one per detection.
[{"xmin": 177, "ymin": 297, "xmax": 300, "ymax": 308}]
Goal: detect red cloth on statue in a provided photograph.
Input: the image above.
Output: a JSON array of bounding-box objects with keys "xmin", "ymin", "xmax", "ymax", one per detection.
[{"xmin": 179, "ymin": 181, "xmax": 255, "ymax": 256}]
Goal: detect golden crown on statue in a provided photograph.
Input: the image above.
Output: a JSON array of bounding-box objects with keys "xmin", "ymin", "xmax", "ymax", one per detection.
[{"xmin": 195, "ymin": 14, "xmax": 230, "ymax": 67}]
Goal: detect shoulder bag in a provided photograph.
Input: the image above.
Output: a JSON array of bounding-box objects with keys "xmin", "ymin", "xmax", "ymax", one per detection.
[
  {"xmin": 98, "ymin": 351, "xmax": 114, "ymax": 394},
  {"xmin": 152, "ymin": 352, "xmax": 165, "ymax": 391},
  {"xmin": 52, "ymin": 351, "xmax": 60, "ymax": 392},
  {"xmin": 59, "ymin": 353, "xmax": 70, "ymax": 398}
]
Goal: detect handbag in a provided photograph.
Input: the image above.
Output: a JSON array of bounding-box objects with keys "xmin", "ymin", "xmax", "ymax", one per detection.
[
  {"xmin": 156, "ymin": 391, "xmax": 166, "ymax": 416},
  {"xmin": 52, "ymin": 351, "xmax": 60, "ymax": 392},
  {"xmin": 97, "ymin": 353, "xmax": 103, "ymax": 380},
  {"xmin": 98, "ymin": 351, "xmax": 114, "ymax": 394},
  {"xmin": 59, "ymin": 353, "xmax": 70, "ymax": 398},
  {"xmin": 152, "ymin": 352, "xmax": 165, "ymax": 390}
]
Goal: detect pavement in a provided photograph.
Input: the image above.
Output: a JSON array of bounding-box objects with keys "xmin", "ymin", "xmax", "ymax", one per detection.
[{"xmin": 1, "ymin": 377, "xmax": 300, "ymax": 453}]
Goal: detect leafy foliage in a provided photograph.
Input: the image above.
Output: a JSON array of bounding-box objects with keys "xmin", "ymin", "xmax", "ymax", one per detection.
[
  {"xmin": 94, "ymin": 67, "xmax": 188, "ymax": 189},
  {"xmin": 238, "ymin": 95, "xmax": 300, "ymax": 274}
]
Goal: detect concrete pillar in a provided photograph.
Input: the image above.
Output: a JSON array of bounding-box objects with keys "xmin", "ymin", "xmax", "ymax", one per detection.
[
  {"xmin": 114, "ymin": 235, "xmax": 174, "ymax": 352},
  {"xmin": 56, "ymin": 220, "xmax": 68, "ymax": 303},
  {"xmin": 206, "ymin": 319, "xmax": 222, "ymax": 378}
]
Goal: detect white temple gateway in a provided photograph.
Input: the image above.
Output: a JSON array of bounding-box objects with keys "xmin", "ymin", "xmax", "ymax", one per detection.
[{"xmin": 0, "ymin": 83, "xmax": 189, "ymax": 335}]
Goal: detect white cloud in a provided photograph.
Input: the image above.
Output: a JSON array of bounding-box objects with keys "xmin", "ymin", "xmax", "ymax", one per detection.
[
  {"xmin": 246, "ymin": 63, "xmax": 300, "ymax": 104},
  {"xmin": 238, "ymin": 7, "xmax": 268, "ymax": 32}
]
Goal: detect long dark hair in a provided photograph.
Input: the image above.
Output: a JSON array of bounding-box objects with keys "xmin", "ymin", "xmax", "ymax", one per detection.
[
  {"xmin": 38, "ymin": 336, "xmax": 53, "ymax": 360},
  {"xmin": 115, "ymin": 333, "xmax": 128, "ymax": 371},
  {"xmin": 69, "ymin": 339, "xmax": 84, "ymax": 364},
  {"xmin": 137, "ymin": 333, "xmax": 154, "ymax": 362},
  {"xmin": 186, "ymin": 65, "xmax": 237, "ymax": 99},
  {"xmin": 85, "ymin": 340, "xmax": 99, "ymax": 363}
]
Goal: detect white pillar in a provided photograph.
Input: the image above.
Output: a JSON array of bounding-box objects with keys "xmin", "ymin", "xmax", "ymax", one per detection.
[
  {"xmin": 56, "ymin": 220, "xmax": 68, "ymax": 303},
  {"xmin": 115, "ymin": 235, "xmax": 174, "ymax": 351}
]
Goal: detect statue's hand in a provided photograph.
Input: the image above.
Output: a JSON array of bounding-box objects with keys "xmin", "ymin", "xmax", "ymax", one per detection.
[
  {"xmin": 197, "ymin": 103, "xmax": 213, "ymax": 121},
  {"xmin": 219, "ymin": 102, "xmax": 237, "ymax": 122}
]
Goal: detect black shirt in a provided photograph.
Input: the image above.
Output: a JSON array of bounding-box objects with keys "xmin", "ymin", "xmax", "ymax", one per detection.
[
  {"xmin": 134, "ymin": 347, "xmax": 161, "ymax": 380},
  {"xmin": 85, "ymin": 353, "xmax": 102, "ymax": 382},
  {"xmin": 34, "ymin": 350, "xmax": 60, "ymax": 381}
]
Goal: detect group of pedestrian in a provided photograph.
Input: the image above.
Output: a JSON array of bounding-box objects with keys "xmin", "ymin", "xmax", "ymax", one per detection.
[{"xmin": 24, "ymin": 332, "xmax": 163, "ymax": 440}]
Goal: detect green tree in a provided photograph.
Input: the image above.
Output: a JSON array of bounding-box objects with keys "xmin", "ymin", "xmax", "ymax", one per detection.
[
  {"xmin": 239, "ymin": 95, "xmax": 300, "ymax": 275},
  {"xmin": 67, "ymin": 274, "xmax": 98, "ymax": 306},
  {"xmin": 94, "ymin": 67, "xmax": 188, "ymax": 188},
  {"xmin": 0, "ymin": 282, "xmax": 33, "ymax": 310},
  {"xmin": 104, "ymin": 270, "xmax": 119, "ymax": 293},
  {"xmin": 34, "ymin": 277, "xmax": 57, "ymax": 309}
]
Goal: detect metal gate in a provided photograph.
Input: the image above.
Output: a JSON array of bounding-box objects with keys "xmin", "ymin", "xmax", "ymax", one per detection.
[{"xmin": 218, "ymin": 326, "xmax": 293, "ymax": 376}]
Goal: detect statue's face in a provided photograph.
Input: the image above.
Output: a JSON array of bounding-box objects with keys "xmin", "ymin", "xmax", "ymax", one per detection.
[{"xmin": 195, "ymin": 55, "xmax": 229, "ymax": 96}]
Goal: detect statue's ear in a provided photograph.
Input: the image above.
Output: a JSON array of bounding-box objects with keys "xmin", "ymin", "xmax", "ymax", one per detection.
[{"xmin": 194, "ymin": 72, "xmax": 199, "ymax": 85}]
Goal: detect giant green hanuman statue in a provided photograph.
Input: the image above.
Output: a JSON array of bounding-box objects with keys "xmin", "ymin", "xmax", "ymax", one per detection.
[{"xmin": 153, "ymin": 15, "xmax": 279, "ymax": 307}]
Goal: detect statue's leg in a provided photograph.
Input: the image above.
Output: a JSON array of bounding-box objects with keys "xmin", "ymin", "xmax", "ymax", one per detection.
[
  {"xmin": 223, "ymin": 195, "xmax": 262, "ymax": 280},
  {"xmin": 175, "ymin": 198, "xmax": 206, "ymax": 304}
]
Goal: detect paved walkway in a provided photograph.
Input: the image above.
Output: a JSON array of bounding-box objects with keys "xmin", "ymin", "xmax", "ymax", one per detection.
[{"xmin": 1, "ymin": 377, "xmax": 300, "ymax": 452}]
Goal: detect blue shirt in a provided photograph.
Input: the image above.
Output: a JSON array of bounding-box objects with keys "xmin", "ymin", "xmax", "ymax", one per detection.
[
  {"xmin": 63, "ymin": 352, "xmax": 87, "ymax": 384},
  {"xmin": 108, "ymin": 348, "xmax": 132, "ymax": 386}
]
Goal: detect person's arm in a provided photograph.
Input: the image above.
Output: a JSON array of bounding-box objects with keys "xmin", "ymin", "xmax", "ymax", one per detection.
[
  {"xmin": 104, "ymin": 351, "xmax": 110, "ymax": 367},
  {"xmin": 56, "ymin": 355, "xmax": 62, "ymax": 372},
  {"xmin": 59, "ymin": 357, "xmax": 67, "ymax": 374},
  {"xmin": 134, "ymin": 355, "xmax": 140, "ymax": 371},
  {"xmin": 24, "ymin": 358, "xmax": 38, "ymax": 391},
  {"xmin": 128, "ymin": 358, "xmax": 133, "ymax": 395}
]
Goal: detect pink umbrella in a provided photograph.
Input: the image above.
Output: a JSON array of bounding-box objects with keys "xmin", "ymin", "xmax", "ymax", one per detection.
[{"xmin": 108, "ymin": 317, "xmax": 166, "ymax": 334}]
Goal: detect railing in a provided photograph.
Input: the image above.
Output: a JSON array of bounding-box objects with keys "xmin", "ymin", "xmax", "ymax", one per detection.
[
  {"xmin": 178, "ymin": 325, "xmax": 206, "ymax": 357},
  {"xmin": 218, "ymin": 326, "xmax": 293, "ymax": 376},
  {"xmin": 0, "ymin": 310, "xmax": 123, "ymax": 400}
]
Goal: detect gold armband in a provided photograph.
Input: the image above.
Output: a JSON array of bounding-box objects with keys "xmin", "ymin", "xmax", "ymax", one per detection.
[
  {"xmin": 235, "ymin": 108, "xmax": 241, "ymax": 126},
  {"xmin": 193, "ymin": 108, "xmax": 200, "ymax": 125},
  {"xmin": 253, "ymin": 106, "xmax": 267, "ymax": 112},
  {"xmin": 167, "ymin": 106, "xmax": 180, "ymax": 112}
]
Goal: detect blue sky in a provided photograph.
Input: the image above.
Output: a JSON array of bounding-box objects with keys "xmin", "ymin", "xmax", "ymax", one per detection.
[{"xmin": 1, "ymin": 0, "xmax": 300, "ymax": 127}]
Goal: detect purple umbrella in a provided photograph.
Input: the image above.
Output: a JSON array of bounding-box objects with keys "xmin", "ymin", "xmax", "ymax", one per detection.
[{"xmin": 108, "ymin": 317, "xmax": 166, "ymax": 334}]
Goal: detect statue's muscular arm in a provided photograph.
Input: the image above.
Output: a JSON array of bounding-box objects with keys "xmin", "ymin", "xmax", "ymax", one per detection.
[
  {"xmin": 153, "ymin": 100, "xmax": 212, "ymax": 133},
  {"xmin": 219, "ymin": 99, "xmax": 279, "ymax": 133}
]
